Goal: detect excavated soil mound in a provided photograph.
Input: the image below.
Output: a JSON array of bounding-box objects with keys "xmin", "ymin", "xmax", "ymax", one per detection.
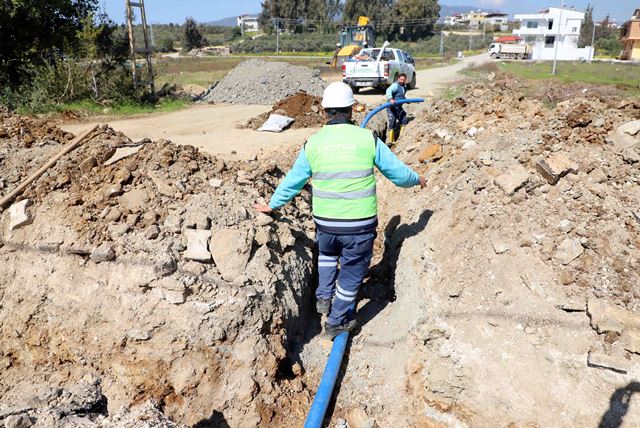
[
  {"xmin": 245, "ymin": 92, "xmax": 325, "ymax": 130},
  {"xmin": 0, "ymin": 112, "xmax": 317, "ymax": 426},
  {"xmin": 200, "ymin": 59, "xmax": 326, "ymax": 105}
]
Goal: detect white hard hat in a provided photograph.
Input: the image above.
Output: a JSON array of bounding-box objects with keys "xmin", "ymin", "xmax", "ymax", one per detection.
[{"xmin": 322, "ymin": 82, "xmax": 355, "ymax": 109}]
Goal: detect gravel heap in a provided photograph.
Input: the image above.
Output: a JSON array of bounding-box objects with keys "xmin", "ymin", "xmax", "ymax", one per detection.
[{"xmin": 201, "ymin": 59, "xmax": 327, "ymax": 105}]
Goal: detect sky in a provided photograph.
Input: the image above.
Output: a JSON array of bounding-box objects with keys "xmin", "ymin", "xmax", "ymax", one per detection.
[{"xmin": 100, "ymin": 0, "xmax": 637, "ymax": 24}]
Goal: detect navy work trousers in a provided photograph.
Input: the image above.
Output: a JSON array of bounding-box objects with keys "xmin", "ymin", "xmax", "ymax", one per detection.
[
  {"xmin": 387, "ymin": 104, "xmax": 408, "ymax": 129},
  {"xmin": 316, "ymin": 230, "xmax": 376, "ymax": 326}
]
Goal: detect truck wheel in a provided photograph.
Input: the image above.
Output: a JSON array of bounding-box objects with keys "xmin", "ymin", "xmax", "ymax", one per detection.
[
  {"xmin": 407, "ymin": 73, "xmax": 416, "ymax": 90},
  {"xmin": 517, "ymin": 53, "xmax": 524, "ymax": 60},
  {"xmin": 490, "ymin": 52, "xmax": 497, "ymax": 59},
  {"xmin": 351, "ymin": 86, "xmax": 360, "ymax": 94}
]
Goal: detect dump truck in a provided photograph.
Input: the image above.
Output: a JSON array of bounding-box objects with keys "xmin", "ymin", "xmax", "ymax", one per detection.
[
  {"xmin": 329, "ymin": 16, "xmax": 376, "ymax": 68},
  {"xmin": 489, "ymin": 43, "xmax": 532, "ymax": 60}
]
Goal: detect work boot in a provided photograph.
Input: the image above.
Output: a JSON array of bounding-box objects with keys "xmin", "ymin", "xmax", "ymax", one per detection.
[
  {"xmin": 387, "ymin": 129, "xmax": 395, "ymax": 143},
  {"xmin": 316, "ymin": 298, "xmax": 331, "ymax": 315},
  {"xmin": 324, "ymin": 319, "xmax": 357, "ymax": 340}
]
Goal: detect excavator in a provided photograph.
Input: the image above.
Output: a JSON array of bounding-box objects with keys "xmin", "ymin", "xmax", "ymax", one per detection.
[{"xmin": 329, "ymin": 16, "xmax": 376, "ymax": 68}]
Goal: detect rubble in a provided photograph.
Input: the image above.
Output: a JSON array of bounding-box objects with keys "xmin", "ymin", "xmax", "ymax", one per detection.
[
  {"xmin": 7, "ymin": 199, "xmax": 32, "ymax": 231},
  {"xmin": 246, "ymin": 92, "xmax": 326, "ymax": 130},
  {"xmin": 535, "ymin": 153, "xmax": 578, "ymax": 184},
  {"xmin": 201, "ymin": 59, "xmax": 326, "ymax": 105},
  {"xmin": 553, "ymin": 238, "xmax": 584, "ymax": 265},
  {"xmin": 183, "ymin": 229, "xmax": 211, "ymax": 262},
  {"xmin": 494, "ymin": 164, "xmax": 529, "ymax": 196}
]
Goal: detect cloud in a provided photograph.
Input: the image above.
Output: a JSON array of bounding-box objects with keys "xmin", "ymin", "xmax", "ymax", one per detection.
[{"xmin": 478, "ymin": 0, "xmax": 506, "ymax": 7}]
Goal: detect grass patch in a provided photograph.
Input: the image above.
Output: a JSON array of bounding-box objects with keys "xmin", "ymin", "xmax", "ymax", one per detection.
[
  {"xmin": 499, "ymin": 61, "xmax": 640, "ymax": 94},
  {"xmin": 443, "ymin": 86, "xmax": 463, "ymax": 100},
  {"xmin": 43, "ymin": 98, "xmax": 192, "ymax": 117}
]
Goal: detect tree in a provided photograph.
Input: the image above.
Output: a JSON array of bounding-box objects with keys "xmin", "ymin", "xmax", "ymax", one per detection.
[
  {"xmin": 343, "ymin": 0, "xmax": 392, "ymax": 26},
  {"xmin": 0, "ymin": 0, "xmax": 98, "ymax": 86},
  {"xmin": 182, "ymin": 17, "xmax": 204, "ymax": 52},
  {"xmin": 386, "ymin": 0, "xmax": 440, "ymax": 41},
  {"xmin": 579, "ymin": 4, "xmax": 594, "ymax": 48}
]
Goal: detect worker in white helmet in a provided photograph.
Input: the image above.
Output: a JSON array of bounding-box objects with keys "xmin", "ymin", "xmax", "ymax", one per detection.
[{"xmin": 254, "ymin": 82, "xmax": 425, "ymax": 339}]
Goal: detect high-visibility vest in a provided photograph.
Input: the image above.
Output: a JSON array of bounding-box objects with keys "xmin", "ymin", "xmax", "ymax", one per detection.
[{"xmin": 305, "ymin": 124, "xmax": 377, "ymax": 220}]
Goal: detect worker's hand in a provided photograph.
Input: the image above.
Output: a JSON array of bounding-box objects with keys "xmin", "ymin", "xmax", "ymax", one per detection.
[
  {"xmin": 390, "ymin": 99, "xmax": 396, "ymax": 104},
  {"xmin": 253, "ymin": 204, "xmax": 273, "ymax": 214},
  {"xmin": 419, "ymin": 176, "xmax": 427, "ymax": 189}
]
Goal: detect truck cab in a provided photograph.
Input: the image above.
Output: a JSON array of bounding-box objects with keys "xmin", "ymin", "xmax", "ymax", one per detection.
[{"xmin": 342, "ymin": 44, "xmax": 416, "ymax": 92}]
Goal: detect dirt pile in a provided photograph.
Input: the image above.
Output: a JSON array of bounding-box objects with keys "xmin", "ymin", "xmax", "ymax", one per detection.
[
  {"xmin": 200, "ymin": 59, "xmax": 326, "ymax": 105},
  {"xmin": 360, "ymin": 79, "xmax": 640, "ymax": 426},
  {"xmin": 245, "ymin": 92, "xmax": 325, "ymax": 130},
  {"xmin": 0, "ymin": 112, "xmax": 317, "ymax": 425}
]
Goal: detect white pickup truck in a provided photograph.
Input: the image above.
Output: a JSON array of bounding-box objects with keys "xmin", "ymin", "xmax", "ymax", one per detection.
[{"xmin": 342, "ymin": 43, "xmax": 416, "ymax": 93}]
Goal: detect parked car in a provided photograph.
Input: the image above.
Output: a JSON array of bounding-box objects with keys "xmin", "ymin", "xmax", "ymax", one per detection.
[{"xmin": 342, "ymin": 42, "xmax": 416, "ymax": 92}]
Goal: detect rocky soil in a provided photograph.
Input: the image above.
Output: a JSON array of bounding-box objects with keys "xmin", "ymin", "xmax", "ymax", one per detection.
[
  {"xmin": 200, "ymin": 59, "xmax": 327, "ymax": 105},
  {"xmin": 244, "ymin": 92, "xmax": 326, "ymax": 130},
  {"xmin": 0, "ymin": 110, "xmax": 319, "ymax": 426},
  {"xmin": 309, "ymin": 75, "xmax": 640, "ymax": 427}
]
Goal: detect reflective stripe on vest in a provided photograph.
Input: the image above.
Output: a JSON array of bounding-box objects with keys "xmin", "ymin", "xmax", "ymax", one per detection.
[{"xmin": 305, "ymin": 124, "xmax": 377, "ymax": 220}]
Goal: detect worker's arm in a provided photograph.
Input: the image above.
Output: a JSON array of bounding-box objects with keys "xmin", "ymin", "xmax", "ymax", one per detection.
[
  {"xmin": 385, "ymin": 83, "xmax": 398, "ymax": 101},
  {"xmin": 267, "ymin": 149, "xmax": 312, "ymax": 210},
  {"xmin": 374, "ymin": 138, "xmax": 422, "ymax": 188}
]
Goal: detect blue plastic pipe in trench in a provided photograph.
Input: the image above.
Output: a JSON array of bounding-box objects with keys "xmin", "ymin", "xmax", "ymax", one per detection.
[{"xmin": 303, "ymin": 97, "xmax": 425, "ymax": 428}]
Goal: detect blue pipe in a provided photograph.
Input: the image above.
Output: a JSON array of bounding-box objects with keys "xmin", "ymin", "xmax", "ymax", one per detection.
[
  {"xmin": 304, "ymin": 97, "xmax": 425, "ymax": 428},
  {"xmin": 360, "ymin": 98, "xmax": 425, "ymax": 129},
  {"xmin": 303, "ymin": 331, "xmax": 349, "ymax": 428}
]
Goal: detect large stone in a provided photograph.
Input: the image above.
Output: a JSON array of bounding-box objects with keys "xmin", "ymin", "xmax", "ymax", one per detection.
[
  {"xmin": 622, "ymin": 328, "xmax": 640, "ymax": 354},
  {"xmin": 184, "ymin": 229, "xmax": 211, "ymax": 262},
  {"xmin": 587, "ymin": 349, "xmax": 630, "ymax": 374},
  {"xmin": 119, "ymin": 189, "xmax": 149, "ymax": 213},
  {"xmin": 535, "ymin": 153, "xmax": 578, "ymax": 185},
  {"xmin": 4, "ymin": 414, "xmax": 33, "ymax": 428},
  {"xmin": 345, "ymin": 407, "xmax": 375, "ymax": 428},
  {"xmin": 418, "ymin": 143, "xmax": 443, "ymax": 163},
  {"xmin": 8, "ymin": 199, "xmax": 32, "ymax": 231},
  {"xmin": 587, "ymin": 298, "xmax": 640, "ymax": 334},
  {"xmin": 210, "ymin": 228, "xmax": 252, "ymax": 282},
  {"xmin": 622, "ymin": 144, "xmax": 640, "ymax": 164},
  {"xmin": 617, "ymin": 120, "xmax": 640, "ymax": 136},
  {"xmin": 553, "ymin": 238, "xmax": 583, "ymax": 265},
  {"xmin": 494, "ymin": 164, "xmax": 529, "ymax": 196},
  {"xmin": 90, "ymin": 243, "xmax": 116, "ymax": 263}
]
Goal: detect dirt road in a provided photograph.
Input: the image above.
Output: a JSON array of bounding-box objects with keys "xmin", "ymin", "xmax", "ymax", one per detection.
[
  {"xmin": 61, "ymin": 104, "xmax": 318, "ymax": 160},
  {"xmin": 61, "ymin": 54, "xmax": 489, "ymax": 161},
  {"xmin": 352, "ymin": 53, "xmax": 491, "ymax": 105}
]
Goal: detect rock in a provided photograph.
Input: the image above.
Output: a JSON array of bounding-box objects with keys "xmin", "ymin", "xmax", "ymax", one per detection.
[
  {"xmin": 90, "ymin": 243, "xmax": 116, "ymax": 263},
  {"xmin": 435, "ymin": 129, "xmax": 450, "ymax": 139},
  {"xmin": 185, "ymin": 212, "xmax": 210, "ymax": 230},
  {"xmin": 104, "ymin": 207, "xmax": 122, "ymax": 222},
  {"xmin": 104, "ymin": 183, "xmax": 122, "ymax": 198},
  {"xmin": 558, "ymin": 219, "xmax": 573, "ymax": 233},
  {"xmin": 622, "ymin": 329, "xmax": 640, "ymax": 354},
  {"xmin": 466, "ymin": 126, "xmax": 478, "ymax": 137},
  {"xmin": 254, "ymin": 227, "xmax": 271, "ymax": 245},
  {"xmin": 553, "ymin": 238, "xmax": 583, "ymax": 265},
  {"xmin": 127, "ymin": 329, "xmax": 151, "ymax": 341},
  {"xmin": 418, "ymin": 144, "xmax": 443, "ymax": 163},
  {"xmin": 154, "ymin": 255, "xmax": 177, "ymax": 276},
  {"xmin": 208, "ymin": 178, "xmax": 223, "ymax": 188},
  {"xmin": 164, "ymin": 290, "xmax": 186, "ymax": 305},
  {"xmin": 184, "ymin": 229, "xmax": 211, "ymax": 262},
  {"xmin": 4, "ymin": 414, "xmax": 33, "ymax": 428},
  {"xmin": 633, "ymin": 211, "xmax": 640, "ymax": 224},
  {"xmin": 255, "ymin": 213, "xmax": 274, "ymax": 226},
  {"xmin": 461, "ymin": 140, "xmax": 476, "ymax": 150},
  {"xmin": 210, "ymin": 228, "xmax": 253, "ymax": 282},
  {"xmin": 587, "ymin": 349, "xmax": 630, "ymax": 374},
  {"xmin": 588, "ymin": 168, "xmax": 607, "ymax": 184},
  {"xmin": 163, "ymin": 214, "xmax": 183, "ymax": 233},
  {"xmin": 617, "ymin": 120, "xmax": 640, "ymax": 136},
  {"xmin": 587, "ymin": 298, "xmax": 640, "ymax": 334},
  {"xmin": 345, "ymin": 407, "xmax": 375, "ymax": 428},
  {"xmin": 494, "ymin": 164, "xmax": 529, "ymax": 196},
  {"xmin": 118, "ymin": 189, "xmax": 149, "ymax": 213},
  {"xmin": 278, "ymin": 226, "xmax": 296, "ymax": 249},
  {"xmin": 144, "ymin": 225, "xmax": 160, "ymax": 240},
  {"xmin": 108, "ymin": 223, "xmax": 130, "ymax": 238},
  {"xmin": 37, "ymin": 241, "xmax": 61, "ymax": 253},
  {"xmin": 622, "ymin": 145, "xmax": 640, "ymax": 164},
  {"xmin": 183, "ymin": 261, "xmax": 206, "ymax": 276},
  {"xmin": 535, "ymin": 153, "xmax": 578, "ymax": 185},
  {"xmin": 492, "ymin": 240, "xmax": 509, "ymax": 254},
  {"xmin": 7, "ymin": 199, "xmax": 32, "ymax": 231},
  {"xmin": 147, "ymin": 171, "xmax": 175, "ymax": 197},
  {"xmin": 79, "ymin": 156, "xmax": 97, "ymax": 173},
  {"xmin": 478, "ymin": 151, "xmax": 493, "ymax": 166},
  {"xmin": 104, "ymin": 145, "xmax": 144, "ymax": 166}
]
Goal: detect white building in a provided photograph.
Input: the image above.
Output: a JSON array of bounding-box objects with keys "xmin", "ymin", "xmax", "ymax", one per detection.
[
  {"xmin": 237, "ymin": 14, "xmax": 259, "ymax": 32},
  {"xmin": 513, "ymin": 7, "xmax": 593, "ymax": 60}
]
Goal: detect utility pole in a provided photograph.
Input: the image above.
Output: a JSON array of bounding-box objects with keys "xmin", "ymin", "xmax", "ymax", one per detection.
[
  {"xmin": 552, "ymin": 0, "xmax": 564, "ymax": 75},
  {"xmin": 273, "ymin": 17, "xmax": 280, "ymax": 54},
  {"xmin": 589, "ymin": 11, "xmax": 596, "ymax": 62},
  {"xmin": 440, "ymin": 30, "xmax": 444, "ymax": 55}
]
